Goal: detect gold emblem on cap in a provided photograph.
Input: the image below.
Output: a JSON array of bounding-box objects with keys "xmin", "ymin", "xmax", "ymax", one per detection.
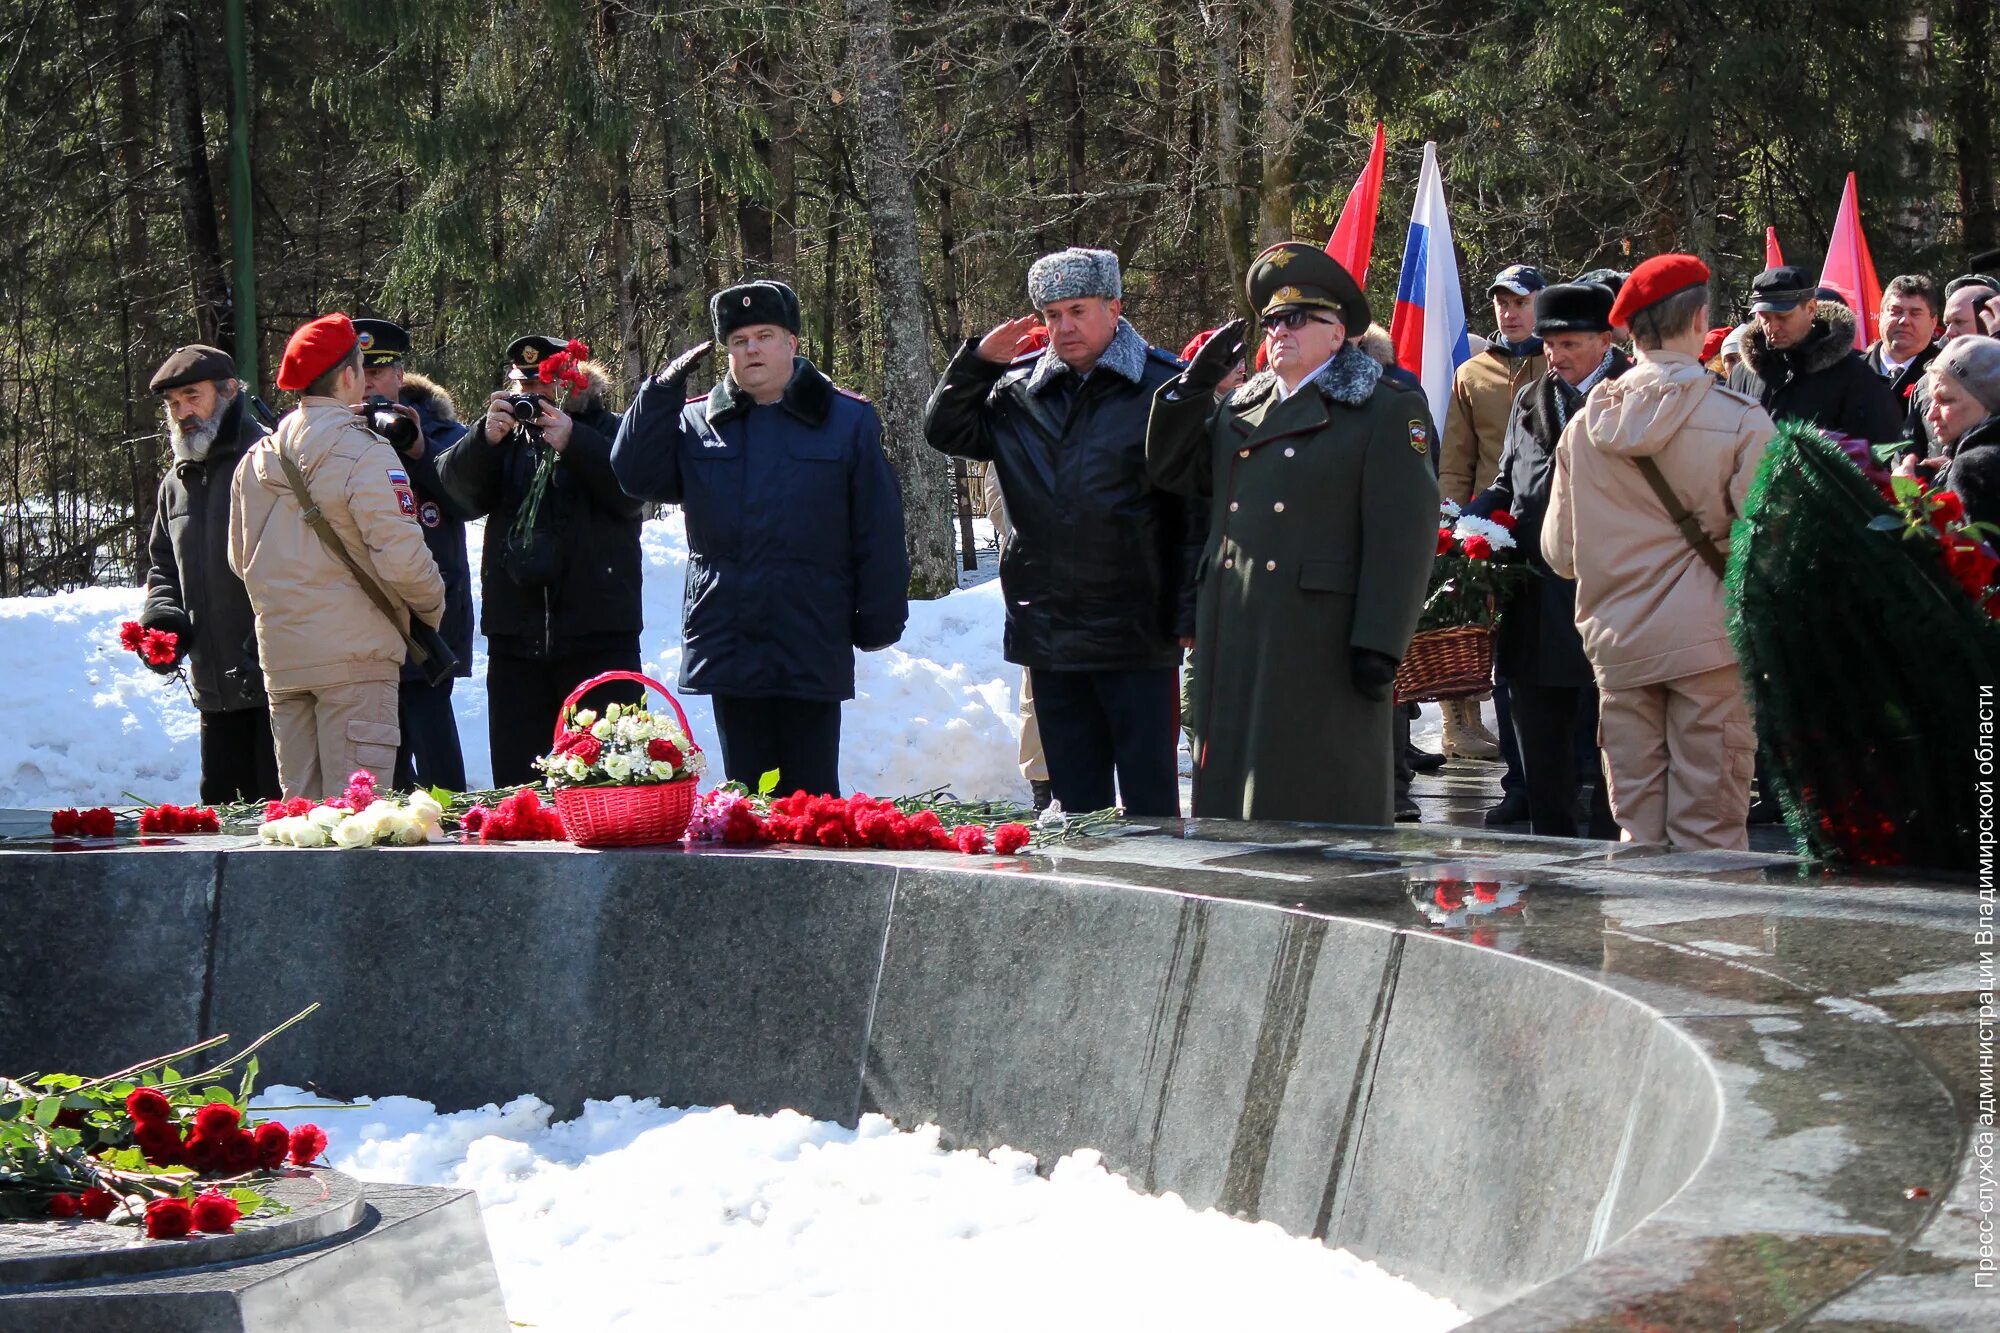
[
  {"xmin": 520, "ymin": 346, "xmax": 540, "ymax": 365},
  {"xmin": 1268, "ymin": 250, "xmax": 1295, "ymax": 269},
  {"xmin": 1273, "ymin": 285, "xmax": 1304, "ymax": 305}
]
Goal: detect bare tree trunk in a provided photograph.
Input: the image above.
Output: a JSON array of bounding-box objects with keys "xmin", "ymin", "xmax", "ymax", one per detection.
[
  {"xmin": 1206, "ymin": 0, "xmax": 1254, "ymax": 314},
  {"xmin": 160, "ymin": 12, "xmax": 229, "ymax": 344},
  {"xmin": 1952, "ymin": 0, "xmax": 1997, "ymax": 255},
  {"xmin": 845, "ymin": 0, "xmax": 955, "ymax": 599},
  {"xmin": 1257, "ymin": 0, "xmax": 1297, "ymax": 244}
]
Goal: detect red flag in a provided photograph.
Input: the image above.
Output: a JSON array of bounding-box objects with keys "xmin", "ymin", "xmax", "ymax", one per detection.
[
  {"xmin": 1819, "ymin": 173, "xmax": 1881, "ymax": 350},
  {"xmin": 1765, "ymin": 227, "xmax": 1785, "ymax": 269},
  {"xmin": 1326, "ymin": 123, "xmax": 1386, "ymax": 287}
]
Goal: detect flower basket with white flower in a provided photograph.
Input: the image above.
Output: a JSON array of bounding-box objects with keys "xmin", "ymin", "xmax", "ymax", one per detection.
[
  {"xmin": 534, "ymin": 671, "xmax": 708, "ymax": 847},
  {"xmin": 1395, "ymin": 500, "xmax": 1536, "ymax": 704}
]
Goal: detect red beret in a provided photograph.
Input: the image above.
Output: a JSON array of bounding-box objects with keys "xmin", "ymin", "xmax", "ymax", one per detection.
[
  {"xmin": 1181, "ymin": 327, "xmax": 1237, "ymax": 363},
  {"xmin": 1608, "ymin": 254, "xmax": 1711, "ymax": 329},
  {"xmin": 1699, "ymin": 326, "xmax": 1731, "ymax": 362},
  {"xmin": 276, "ymin": 313, "xmax": 359, "ymax": 392}
]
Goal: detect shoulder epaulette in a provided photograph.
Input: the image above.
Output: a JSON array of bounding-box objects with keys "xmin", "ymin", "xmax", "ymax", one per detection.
[
  {"xmin": 835, "ymin": 385, "xmax": 872, "ymax": 403},
  {"xmin": 1146, "ymin": 346, "xmax": 1188, "ymax": 370}
]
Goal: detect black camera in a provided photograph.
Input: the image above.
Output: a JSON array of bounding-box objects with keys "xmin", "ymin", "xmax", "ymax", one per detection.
[
  {"xmin": 358, "ymin": 396, "xmax": 420, "ymax": 452},
  {"xmin": 507, "ymin": 393, "xmax": 545, "ymax": 423}
]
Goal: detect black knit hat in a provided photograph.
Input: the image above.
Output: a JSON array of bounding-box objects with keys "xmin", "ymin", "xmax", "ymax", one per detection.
[
  {"xmin": 1533, "ymin": 283, "xmax": 1615, "ymax": 336},
  {"xmin": 711, "ymin": 280, "xmax": 802, "ymax": 343}
]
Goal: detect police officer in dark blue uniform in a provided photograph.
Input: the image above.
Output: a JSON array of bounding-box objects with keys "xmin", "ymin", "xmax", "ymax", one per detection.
[
  {"xmin": 611, "ymin": 280, "xmax": 909, "ymax": 797},
  {"xmin": 352, "ymin": 318, "xmax": 475, "ymax": 791}
]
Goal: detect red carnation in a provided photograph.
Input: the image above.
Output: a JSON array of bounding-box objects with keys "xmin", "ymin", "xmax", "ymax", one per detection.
[
  {"xmin": 1462, "ymin": 534, "xmax": 1494, "ymax": 560},
  {"xmin": 139, "ymin": 629, "xmax": 179, "ymax": 666},
  {"xmin": 1489, "ymin": 509, "xmax": 1518, "ymax": 530},
  {"xmin": 1435, "ymin": 527, "xmax": 1453, "ymax": 556},
  {"xmin": 253, "ymin": 1120, "xmax": 292, "ymax": 1170},
  {"xmin": 646, "ymin": 737, "xmax": 683, "ymax": 767},
  {"xmin": 289, "ymin": 1124, "xmax": 328, "ymax": 1166},
  {"xmin": 118, "ymin": 621, "xmax": 145, "ymax": 652},
  {"xmin": 191, "ymin": 1190, "xmax": 241, "ymax": 1234},
  {"xmin": 134, "ymin": 1120, "xmax": 185, "ymax": 1168},
  {"xmin": 47, "ymin": 1193, "xmax": 81, "ymax": 1218},
  {"xmin": 145, "ymin": 1196, "xmax": 194, "ymax": 1240},
  {"xmin": 220, "ymin": 1129, "xmax": 259, "ymax": 1175},
  {"xmin": 952, "ymin": 824, "xmax": 988, "ymax": 855},
  {"xmin": 78, "ymin": 1187, "xmax": 118, "ymax": 1221},
  {"xmin": 50, "ymin": 808, "xmax": 81, "ymax": 836},
  {"xmin": 80, "ymin": 807, "xmax": 116, "ymax": 838},
  {"xmin": 190, "ymin": 807, "xmax": 220, "ymax": 833},
  {"xmin": 192, "ymin": 1101, "xmax": 241, "ymax": 1139},
  {"xmin": 992, "ymin": 823, "xmax": 1032, "ymax": 855},
  {"xmin": 126, "ymin": 1087, "xmax": 172, "ymax": 1124}
]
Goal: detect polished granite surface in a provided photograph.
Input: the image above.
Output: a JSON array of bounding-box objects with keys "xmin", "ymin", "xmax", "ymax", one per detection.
[{"xmin": 1, "ymin": 785, "xmax": 1991, "ymax": 1330}]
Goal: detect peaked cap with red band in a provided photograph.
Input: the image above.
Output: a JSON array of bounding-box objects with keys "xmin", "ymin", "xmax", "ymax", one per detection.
[
  {"xmin": 276, "ymin": 313, "xmax": 360, "ymax": 391},
  {"xmin": 1608, "ymin": 254, "xmax": 1710, "ymax": 329}
]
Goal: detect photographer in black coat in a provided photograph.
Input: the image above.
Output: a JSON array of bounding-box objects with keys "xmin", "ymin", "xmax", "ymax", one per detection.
[
  {"xmin": 352, "ymin": 319, "xmax": 477, "ymax": 792},
  {"xmin": 140, "ymin": 345, "xmax": 281, "ymax": 803},
  {"xmin": 438, "ymin": 334, "xmax": 643, "ymax": 785}
]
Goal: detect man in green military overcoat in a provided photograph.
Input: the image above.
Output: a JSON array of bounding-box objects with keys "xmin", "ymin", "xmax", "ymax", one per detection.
[{"xmin": 1147, "ymin": 242, "xmax": 1438, "ymax": 823}]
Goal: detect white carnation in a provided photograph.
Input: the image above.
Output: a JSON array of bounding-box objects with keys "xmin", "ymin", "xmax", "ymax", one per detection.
[{"xmin": 1453, "ymin": 515, "xmax": 1516, "ymax": 550}]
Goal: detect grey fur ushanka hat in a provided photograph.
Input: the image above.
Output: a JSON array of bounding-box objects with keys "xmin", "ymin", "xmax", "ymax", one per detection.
[{"xmin": 1027, "ymin": 248, "xmax": 1122, "ymax": 307}]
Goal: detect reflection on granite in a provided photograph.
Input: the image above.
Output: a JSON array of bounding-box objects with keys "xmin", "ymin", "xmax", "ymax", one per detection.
[{"xmin": 0, "ymin": 809, "xmax": 1991, "ymax": 1328}]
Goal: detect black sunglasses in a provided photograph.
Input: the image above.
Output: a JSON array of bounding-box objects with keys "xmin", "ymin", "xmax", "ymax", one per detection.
[{"xmin": 1260, "ymin": 311, "xmax": 1338, "ymax": 332}]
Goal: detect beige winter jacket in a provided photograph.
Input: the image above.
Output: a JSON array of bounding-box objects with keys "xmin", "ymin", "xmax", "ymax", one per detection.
[
  {"xmin": 1542, "ymin": 351, "xmax": 1774, "ymax": 691},
  {"xmin": 227, "ymin": 398, "xmax": 445, "ymax": 694},
  {"xmin": 1439, "ymin": 344, "xmax": 1547, "ymax": 503}
]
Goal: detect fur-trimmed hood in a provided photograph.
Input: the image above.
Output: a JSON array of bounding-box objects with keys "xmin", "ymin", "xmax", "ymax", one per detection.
[
  {"xmin": 1231, "ymin": 341, "xmax": 1384, "ymax": 408},
  {"xmin": 561, "ymin": 360, "xmax": 614, "ymax": 417},
  {"xmin": 1744, "ymin": 303, "xmax": 1860, "ymax": 382},
  {"xmin": 1024, "ymin": 318, "xmax": 1150, "ymax": 395},
  {"xmin": 704, "ymin": 355, "xmax": 842, "ymax": 427},
  {"xmin": 400, "ymin": 372, "xmax": 457, "ymax": 423}
]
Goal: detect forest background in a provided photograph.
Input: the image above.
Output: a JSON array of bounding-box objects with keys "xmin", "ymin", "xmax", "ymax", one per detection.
[{"xmin": 2, "ymin": 0, "xmax": 1991, "ymax": 596}]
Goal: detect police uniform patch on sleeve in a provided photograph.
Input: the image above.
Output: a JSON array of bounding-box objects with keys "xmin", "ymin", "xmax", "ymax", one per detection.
[
  {"xmin": 419, "ymin": 500, "xmax": 441, "ymax": 529},
  {"xmin": 1408, "ymin": 420, "xmax": 1429, "ymax": 454}
]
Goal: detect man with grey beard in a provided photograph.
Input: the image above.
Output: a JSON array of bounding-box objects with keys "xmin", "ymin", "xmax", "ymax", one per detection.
[{"xmin": 140, "ymin": 344, "xmax": 280, "ymax": 801}]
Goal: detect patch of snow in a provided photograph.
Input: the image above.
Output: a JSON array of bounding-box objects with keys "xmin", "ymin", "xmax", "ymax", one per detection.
[{"xmin": 250, "ymin": 1087, "xmax": 1466, "ymax": 1332}]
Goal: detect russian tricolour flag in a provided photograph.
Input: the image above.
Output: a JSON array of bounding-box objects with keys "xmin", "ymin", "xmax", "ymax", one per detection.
[{"xmin": 1391, "ymin": 142, "xmax": 1471, "ymax": 433}]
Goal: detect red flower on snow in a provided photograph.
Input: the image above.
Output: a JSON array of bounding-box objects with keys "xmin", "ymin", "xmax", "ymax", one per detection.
[{"xmin": 145, "ymin": 1196, "xmax": 194, "ymax": 1240}]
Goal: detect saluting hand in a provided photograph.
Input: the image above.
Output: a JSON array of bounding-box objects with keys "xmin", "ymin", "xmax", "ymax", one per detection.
[
  {"xmin": 1180, "ymin": 318, "xmax": 1249, "ymax": 398},
  {"xmin": 656, "ymin": 341, "xmax": 713, "ymax": 389},
  {"xmin": 975, "ymin": 315, "xmax": 1045, "ymax": 365}
]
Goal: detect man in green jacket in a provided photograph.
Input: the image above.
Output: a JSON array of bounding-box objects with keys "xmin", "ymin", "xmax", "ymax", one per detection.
[{"xmin": 1146, "ymin": 243, "xmax": 1438, "ymax": 824}]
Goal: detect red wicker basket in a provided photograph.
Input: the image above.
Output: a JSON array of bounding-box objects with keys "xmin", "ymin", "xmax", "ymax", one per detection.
[
  {"xmin": 1394, "ymin": 625, "xmax": 1494, "ymax": 705},
  {"xmin": 548, "ymin": 670, "xmax": 701, "ymax": 848}
]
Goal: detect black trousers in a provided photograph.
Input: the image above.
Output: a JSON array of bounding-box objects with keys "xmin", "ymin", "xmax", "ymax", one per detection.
[
  {"xmin": 486, "ymin": 640, "xmax": 643, "ymax": 788},
  {"xmin": 1393, "ymin": 703, "xmax": 1414, "ymax": 801},
  {"xmin": 198, "ymin": 708, "xmax": 282, "ymax": 805},
  {"xmin": 1031, "ymin": 666, "xmax": 1180, "ymax": 817},
  {"xmin": 1508, "ymin": 679, "xmax": 1617, "ymax": 839},
  {"xmin": 710, "ymin": 696, "xmax": 842, "ymax": 798},
  {"xmin": 1493, "ymin": 673, "xmax": 1526, "ymax": 796},
  {"xmin": 395, "ymin": 677, "xmax": 468, "ymax": 793}
]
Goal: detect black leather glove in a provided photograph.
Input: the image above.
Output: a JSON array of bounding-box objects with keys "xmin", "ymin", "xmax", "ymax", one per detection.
[
  {"xmin": 1351, "ymin": 648, "xmax": 1400, "ymax": 703},
  {"xmin": 655, "ymin": 341, "xmax": 714, "ymax": 392},
  {"xmin": 138, "ymin": 607, "xmax": 192, "ymax": 674},
  {"xmin": 1177, "ymin": 318, "xmax": 1248, "ymax": 398}
]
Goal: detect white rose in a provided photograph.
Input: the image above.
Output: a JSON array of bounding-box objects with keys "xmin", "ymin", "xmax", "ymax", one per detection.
[
  {"xmin": 291, "ymin": 820, "xmax": 331, "ymax": 848},
  {"xmin": 565, "ymin": 754, "xmax": 590, "ymax": 782},
  {"xmin": 308, "ymin": 804, "xmax": 345, "ymax": 831},
  {"xmin": 650, "ymin": 760, "xmax": 675, "ymax": 780},
  {"xmin": 572, "ymin": 709, "xmax": 597, "ymax": 729},
  {"xmin": 258, "ymin": 821, "xmax": 284, "ymax": 844},
  {"xmin": 331, "ymin": 816, "xmax": 376, "ymax": 850},
  {"xmin": 387, "ymin": 813, "xmax": 427, "ymax": 845},
  {"xmin": 591, "ymin": 719, "xmax": 613, "ymax": 741},
  {"xmin": 604, "ymin": 751, "xmax": 634, "ymax": 782},
  {"xmin": 605, "ymin": 703, "xmax": 623, "ymax": 723}
]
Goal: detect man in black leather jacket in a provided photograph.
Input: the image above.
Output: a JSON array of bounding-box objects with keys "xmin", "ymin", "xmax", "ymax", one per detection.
[{"xmin": 924, "ymin": 247, "xmax": 1192, "ymax": 816}]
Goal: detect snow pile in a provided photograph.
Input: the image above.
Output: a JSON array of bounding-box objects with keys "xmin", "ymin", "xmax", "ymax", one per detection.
[
  {"xmin": 0, "ymin": 513, "xmax": 1031, "ymax": 806},
  {"xmin": 251, "ymin": 1087, "xmax": 1466, "ymax": 1332}
]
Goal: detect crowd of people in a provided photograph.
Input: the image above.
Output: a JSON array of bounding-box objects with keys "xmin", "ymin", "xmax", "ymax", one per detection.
[{"xmin": 132, "ymin": 236, "xmax": 2000, "ymax": 852}]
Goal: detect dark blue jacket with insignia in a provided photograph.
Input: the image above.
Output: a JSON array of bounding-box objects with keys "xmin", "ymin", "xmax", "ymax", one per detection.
[
  {"xmin": 394, "ymin": 375, "xmax": 475, "ymax": 680},
  {"xmin": 610, "ymin": 356, "xmax": 909, "ymax": 702}
]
